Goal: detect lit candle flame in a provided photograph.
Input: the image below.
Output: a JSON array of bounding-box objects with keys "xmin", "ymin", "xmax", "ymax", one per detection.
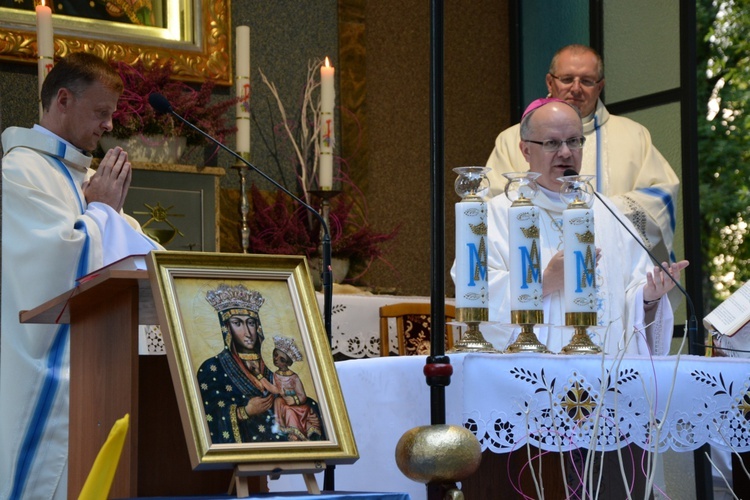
[{"xmin": 324, "ymin": 56, "xmax": 330, "ymax": 68}]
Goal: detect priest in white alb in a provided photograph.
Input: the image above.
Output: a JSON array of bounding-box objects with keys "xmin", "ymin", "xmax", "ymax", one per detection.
[
  {"xmin": 0, "ymin": 52, "xmax": 162, "ymax": 499},
  {"xmin": 483, "ymin": 97, "xmax": 688, "ymax": 355}
]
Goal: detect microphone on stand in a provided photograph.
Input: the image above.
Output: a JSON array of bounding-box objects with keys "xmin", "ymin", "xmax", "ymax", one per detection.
[
  {"xmin": 148, "ymin": 93, "xmax": 334, "ymax": 346},
  {"xmin": 561, "ymin": 168, "xmax": 700, "ymax": 354}
]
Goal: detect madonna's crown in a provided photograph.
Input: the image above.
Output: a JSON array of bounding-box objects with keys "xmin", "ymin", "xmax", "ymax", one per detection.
[{"xmin": 205, "ymin": 284, "xmax": 265, "ymax": 313}]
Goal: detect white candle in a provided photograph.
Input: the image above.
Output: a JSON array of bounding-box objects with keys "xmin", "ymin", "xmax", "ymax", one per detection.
[
  {"xmin": 562, "ymin": 207, "xmax": 596, "ymax": 314},
  {"xmin": 455, "ymin": 200, "xmax": 488, "ymax": 309},
  {"xmin": 235, "ymin": 25, "xmax": 251, "ymax": 157},
  {"xmin": 319, "ymin": 57, "xmax": 335, "ymax": 190},
  {"xmin": 36, "ymin": 0, "xmax": 54, "ymax": 120},
  {"xmin": 508, "ymin": 203, "xmax": 543, "ymax": 311}
]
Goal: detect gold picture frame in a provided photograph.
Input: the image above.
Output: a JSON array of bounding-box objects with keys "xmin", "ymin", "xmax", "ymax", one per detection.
[
  {"xmin": 0, "ymin": 0, "xmax": 230, "ymax": 84},
  {"xmin": 147, "ymin": 251, "xmax": 358, "ymax": 469}
]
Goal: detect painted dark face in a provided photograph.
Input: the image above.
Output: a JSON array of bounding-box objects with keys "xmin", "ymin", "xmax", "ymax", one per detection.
[
  {"xmin": 272, "ymin": 348, "xmax": 292, "ymax": 370},
  {"xmin": 228, "ymin": 315, "xmax": 258, "ymax": 353}
]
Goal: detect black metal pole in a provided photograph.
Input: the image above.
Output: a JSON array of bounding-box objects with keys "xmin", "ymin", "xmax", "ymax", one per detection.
[{"xmin": 426, "ymin": 0, "xmax": 449, "ymax": 425}]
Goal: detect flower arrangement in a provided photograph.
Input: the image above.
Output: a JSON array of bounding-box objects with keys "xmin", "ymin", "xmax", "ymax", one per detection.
[
  {"xmin": 110, "ymin": 60, "xmax": 239, "ymax": 147},
  {"xmin": 246, "ymin": 183, "xmax": 397, "ymax": 281},
  {"xmin": 249, "ymin": 60, "xmax": 397, "ymax": 281}
]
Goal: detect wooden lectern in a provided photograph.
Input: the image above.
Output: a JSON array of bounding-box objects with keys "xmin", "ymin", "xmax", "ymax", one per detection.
[{"xmin": 20, "ymin": 259, "xmax": 239, "ymax": 498}]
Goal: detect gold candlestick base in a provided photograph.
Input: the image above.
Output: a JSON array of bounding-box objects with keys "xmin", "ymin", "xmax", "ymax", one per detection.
[
  {"xmin": 450, "ymin": 322, "xmax": 499, "ymax": 353},
  {"xmin": 449, "ymin": 307, "xmax": 498, "ymax": 353},
  {"xmin": 505, "ymin": 309, "xmax": 549, "ymax": 353},
  {"xmin": 505, "ymin": 323, "xmax": 551, "ymax": 353},
  {"xmin": 560, "ymin": 325, "xmax": 602, "ymax": 355}
]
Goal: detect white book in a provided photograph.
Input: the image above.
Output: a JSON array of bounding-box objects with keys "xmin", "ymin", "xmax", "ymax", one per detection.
[
  {"xmin": 703, "ymin": 280, "xmax": 750, "ymax": 337},
  {"xmin": 80, "ymin": 254, "xmax": 148, "ymax": 281}
]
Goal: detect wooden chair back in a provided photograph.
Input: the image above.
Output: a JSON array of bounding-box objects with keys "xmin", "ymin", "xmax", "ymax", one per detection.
[{"xmin": 379, "ymin": 302, "xmax": 456, "ymax": 356}]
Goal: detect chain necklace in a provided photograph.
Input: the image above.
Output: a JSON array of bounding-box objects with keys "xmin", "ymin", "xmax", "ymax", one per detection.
[{"xmin": 541, "ymin": 208, "xmax": 564, "ymax": 250}]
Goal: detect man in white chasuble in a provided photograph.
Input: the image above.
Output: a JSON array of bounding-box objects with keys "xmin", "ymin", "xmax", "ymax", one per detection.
[
  {"xmin": 0, "ymin": 52, "xmax": 161, "ymax": 499},
  {"xmin": 484, "ymin": 97, "xmax": 688, "ymax": 355}
]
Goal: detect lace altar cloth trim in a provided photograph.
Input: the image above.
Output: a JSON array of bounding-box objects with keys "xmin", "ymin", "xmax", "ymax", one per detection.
[
  {"xmin": 317, "ymin": 293, "xmax": 439, "ymax": 359},
  {"xmin": 462, "ymin": 353, "xmax": 750, "ymax": 454}
]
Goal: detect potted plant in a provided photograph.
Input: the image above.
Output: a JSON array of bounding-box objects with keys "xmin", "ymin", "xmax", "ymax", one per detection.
[
  {"xmin": 247, "ymin": 60, "xmax": 397, "ymax": 283},
  {"xmin": 101, "ymin": 60, "xmax": 239, "ymax": 163},
  {"xmin": 246, "ymin": 183, "xmax": 397, "ymax": 282}
]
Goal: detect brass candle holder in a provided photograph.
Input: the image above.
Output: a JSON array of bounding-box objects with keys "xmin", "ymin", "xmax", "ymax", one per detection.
[
  {"xmin": 503, "ymin": 172, "xmax": 549, "ymax": 354},
  {"xmin": 506, "ymin": 310, "xmax": 550, "ymax": 353},
  {"xmin": 560, "ymin": 312, "xmax": 601, "ymax": 354},
  {"xmin": 558, "ymin": 173, "xmax": 601, "ymax": 355},
  {"xmin": 451, "ymin": 307, "xmax": 498, "ymax": 352},
  {"xmin": 232, "ymin": 155, "xmax": 252, "ymax": 254},
  {"xmin": 450, "ymin": 166, "xmax": 498, "ymax": 353}
]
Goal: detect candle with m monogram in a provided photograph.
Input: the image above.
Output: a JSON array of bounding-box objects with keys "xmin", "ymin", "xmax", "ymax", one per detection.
[
  {"xmin": 455, "ymin": 199, "xmax": 487, "ymax": 309},
  {"xmin": 508, "ymin": 200, "xmax": 543, "ymax": 311},
  {"xmin": 562, "ymin": 203, "xmax": 597, "ymax": 320}
]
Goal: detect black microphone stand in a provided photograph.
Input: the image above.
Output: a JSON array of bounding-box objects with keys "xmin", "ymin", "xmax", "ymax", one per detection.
[
  {"xmin": 155, "ymin": 99, "xmax": 338, "ymax": 492},
  {"xmin": 585, "ymin": 180, "xmax": 699, "ymax": 353},
  {"xmin": 149, "ymin": 95, "xmax": 334, "ymax": 353}
]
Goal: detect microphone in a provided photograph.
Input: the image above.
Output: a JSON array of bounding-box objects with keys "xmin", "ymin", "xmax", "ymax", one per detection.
[
  {"xmin": 148, "ymin": 93, "xmax": 334, "ymax": 344},
  {"xmin": 561, "ymin": 168, "xmax": 700, "ymax": 354}
]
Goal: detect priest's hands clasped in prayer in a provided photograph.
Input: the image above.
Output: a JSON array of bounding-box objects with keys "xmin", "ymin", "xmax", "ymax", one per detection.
[
  {"xmin": 82, "ymin": 146, "xmax": 132, "ymax": 212},
  {"xmin": 483, "ymin": 97, "xmax": 689, "ymax": 355},
  {"xmin": 0, "ymin": 52, "xmax": 162, "ymax": 499}
]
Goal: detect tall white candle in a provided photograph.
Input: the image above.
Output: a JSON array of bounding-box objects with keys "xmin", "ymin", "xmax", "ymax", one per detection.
[
  {"xmin": 509, "ymin": 203, "xmax": 543, "ymax": 311},
  {"xmin": 235, "ymin": 25, "xmax": 251, "ymax": 157},
  {"xmin": 319, "ymin": 57, "xmax": 335, "ymax": 190},
  {"xmin": 455, "ymin": 200, "xmax": 488, "ymax": 309},
  {"xmin": 36, "ymin": 0, "xmax": 54, "ymax": 120},
  {"xmin": 562, "ymin": 206, "xmax": 596, "ymax": 314}
]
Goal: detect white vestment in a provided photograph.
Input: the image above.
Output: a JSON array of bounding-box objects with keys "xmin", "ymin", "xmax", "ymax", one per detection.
[
  {"xmin": 485, "ymin": 99, "xmax": 680, "ymax": 264},
  {"xmin": 0, "ymin": 126, "xmax": 160, "ymax": 499},
  {"xmin": 483, "ymin": 188, "xmax": 675, "ymax": 355}
]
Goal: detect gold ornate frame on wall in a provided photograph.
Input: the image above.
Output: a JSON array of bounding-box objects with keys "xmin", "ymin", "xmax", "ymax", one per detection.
[{"xmin": 0, "ymin": 0, "xmax": 231, "ymax": 84}]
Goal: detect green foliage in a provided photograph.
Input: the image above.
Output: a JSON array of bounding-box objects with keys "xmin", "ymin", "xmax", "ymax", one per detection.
[{"xmin": 697, "ymin": 0, "xmax": 750, "ymax": 309}]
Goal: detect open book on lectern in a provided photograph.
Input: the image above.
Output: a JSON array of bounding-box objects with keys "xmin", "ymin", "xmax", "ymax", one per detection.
[
  {"xmin": 80, "ymin": 253, "xmax": 148, "ymax": 280},
  {"xmin": 703, "ymin": 280, "xmax": 750, "ymax": 336}
]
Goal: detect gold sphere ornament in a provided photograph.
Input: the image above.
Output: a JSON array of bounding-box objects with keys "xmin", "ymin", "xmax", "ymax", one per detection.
[{"xmin": 395, "ymin": 424, "xmax": 482, "ymax": 483}]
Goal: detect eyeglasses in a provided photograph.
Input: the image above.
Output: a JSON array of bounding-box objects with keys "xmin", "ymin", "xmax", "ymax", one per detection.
[
  {"xmin": 549, "ymin": 73, "xmax": 603, "ymax": 88},
  {"xmin": 524, "ymin": 136, "xmax": 586, "ymax": 152}
]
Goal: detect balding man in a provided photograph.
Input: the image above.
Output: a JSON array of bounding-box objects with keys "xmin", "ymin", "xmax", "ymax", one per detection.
[
  {"xmin": 484, "ymin": 97, "xmax": 687, "ymax": 355},
  {"xmin": 485, "ymin": 44, "xmax": 679, "ymax": 265}
]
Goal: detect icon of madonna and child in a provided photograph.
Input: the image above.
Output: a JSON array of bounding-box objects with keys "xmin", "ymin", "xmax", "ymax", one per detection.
[{"xmin": 197, "ymin": 283, "xmax": 326, "ymax": 444}]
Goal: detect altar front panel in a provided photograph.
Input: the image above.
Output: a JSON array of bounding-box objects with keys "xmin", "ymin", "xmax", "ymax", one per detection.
[
  {"xmin": 464, "ymin": 353, "xmax": 750, "ymax": 454},
  {"xmin": 270, "ymin": 353, "xmax": 750, "ymax": 500}
]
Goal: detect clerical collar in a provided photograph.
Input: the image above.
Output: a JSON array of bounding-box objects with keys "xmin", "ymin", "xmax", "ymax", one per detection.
[
  {"xmin": 539, "ymin": 184, "xmax": 562, "ymax": 202},
  {"xmin": 33, "ymin": 124, "xmax": 88, "ymax": 155}
]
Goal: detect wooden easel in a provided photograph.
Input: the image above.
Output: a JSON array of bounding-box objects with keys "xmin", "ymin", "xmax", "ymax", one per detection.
[{"xmin": 229, "ymin": 461, "xmax": 327, "ymax": 497}]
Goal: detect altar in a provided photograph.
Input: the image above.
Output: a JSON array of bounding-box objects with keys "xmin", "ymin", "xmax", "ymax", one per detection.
[{"xmin": 269, "ymin": 353, "xmax": 750, "ymax": 499}]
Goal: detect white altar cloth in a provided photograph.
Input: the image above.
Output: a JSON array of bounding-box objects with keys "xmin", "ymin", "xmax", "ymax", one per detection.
[
  {"xmin": 269, "ymin": 355, "xmax": 464, "ymax": 499},
  {"xmin": 271, "ymin": 353, "xmax": 749, "ymax": 499},
  {"xmin": 463, "ymin": 353, "xmax": 750, "ymax": 454},
  {"xmin": 316, "ymin": 293, "xmax": 442, "ymax": 359}
]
